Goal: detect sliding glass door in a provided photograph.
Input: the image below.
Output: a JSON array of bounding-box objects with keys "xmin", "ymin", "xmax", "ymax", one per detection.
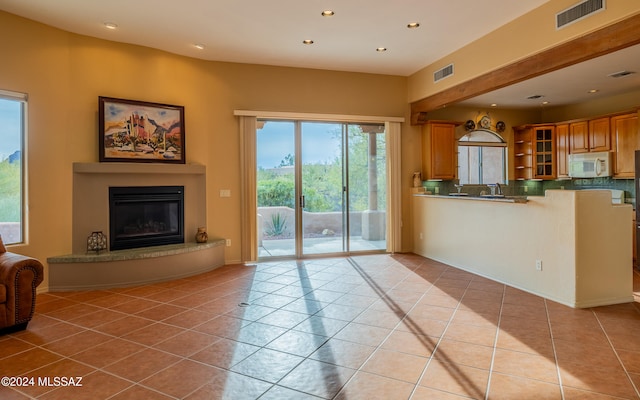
[
  {"xmin": 348, "ymin": 124, "xmax": 387, "ymax": 251},
  {"xmin": 256, "ymin": 121, "xmax": 296, "ymax": 257},
  {"xmin": 257, "ymin": 120, "xmax": 386, "ymax": 259},
  {"xmin": 300, "ymin": 122, "xmax": 346, "ymax": 255}
]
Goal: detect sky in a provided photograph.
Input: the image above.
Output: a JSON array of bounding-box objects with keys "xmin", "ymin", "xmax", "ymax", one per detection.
[
  {"xmin": 103, "ymin": 100, "xmax": 180, "ymax": 127},
  {"xmin": 257, "ymin": 121, "xmax": 343, "ymax": 169},
  {"xmin": 0, "ymin": 99, "xmax": 21, "ymax": 161}
]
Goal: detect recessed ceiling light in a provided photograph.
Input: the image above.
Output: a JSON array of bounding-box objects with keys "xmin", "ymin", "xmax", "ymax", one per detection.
[
  {"xmin": 303, "ymin": 39, "xmax": 314, "ymax": 45},
  {"xmin": 407, "ymin": 22, "xmax": 420, "ymax": 29},
  {"xmin": 103, "ymin": 22, "xmax": 118, "ymax": 30},
  {"xmin": 376, "ymin": 47, "xmax": 387, "ymax": 52},
  {"xmin": 193, "ymin": 44, "xmax": 205, "ymax": 50},
  {"xmin": 542, "ymin": 101, "xmax": 550, "ymax": 105},
  {"xmin": 490, "ymin": 103, "xmax": 497, "ymax": 107},
  {"xmin": 588, "ymin": 89, "xmax": 599, "ymax": 93},
  {"xmin": 321, "ymin": 10, "xmax": 335, "ymax": 17}
]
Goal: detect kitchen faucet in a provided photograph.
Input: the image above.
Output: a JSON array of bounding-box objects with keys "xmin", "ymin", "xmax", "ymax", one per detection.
[{"xmin": 486, "ymin": 183, "xmax": 503, "ymax": 196}]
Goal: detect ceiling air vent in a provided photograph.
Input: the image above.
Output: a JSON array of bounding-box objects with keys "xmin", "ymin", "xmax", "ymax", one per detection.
[
  {"xmin": 556, "ymin": 0, "xmax": 605, "ymax": 29},
  {"xmin": 434, "ymin": 64, "xmax": 454, "ymax": 82},
  {"xmin": 608, "ymin": 70, "xmax": 636, "ymax": 78}
]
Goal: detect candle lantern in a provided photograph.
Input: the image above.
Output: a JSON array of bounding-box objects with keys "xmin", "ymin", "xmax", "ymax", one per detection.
[{"xmin": 87, "ymin": 231, "xmax": 108, "ymax": 254}]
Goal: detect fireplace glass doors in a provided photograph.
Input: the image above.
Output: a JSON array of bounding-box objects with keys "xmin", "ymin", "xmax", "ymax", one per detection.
[{"xmin": 109, "ymin": 186, "xmax": 184, "ymax": 251}]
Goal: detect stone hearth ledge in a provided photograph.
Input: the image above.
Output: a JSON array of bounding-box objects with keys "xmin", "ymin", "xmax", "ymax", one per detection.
[
  {"xmin": 46, "ymin": 240, "xmax": 226, "ymax": 291},
  {"xmin": 48, "ymin": 241, "xmax": 224, "ymax": 263}
]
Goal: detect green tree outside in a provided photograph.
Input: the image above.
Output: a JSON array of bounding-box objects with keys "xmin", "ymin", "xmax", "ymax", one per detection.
[
  {"xmin": 0, "ymin": 160, "xmax": 21, "ymax": 222},
  {"xmin": 257, "ymin": 125, "xmax": 386, "ymax": 213}
]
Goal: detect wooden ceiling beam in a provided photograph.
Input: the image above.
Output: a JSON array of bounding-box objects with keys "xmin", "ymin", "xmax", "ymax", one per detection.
[{"xmin": 410, "ymin": 13, "xmax": 640, "ymax": 123}]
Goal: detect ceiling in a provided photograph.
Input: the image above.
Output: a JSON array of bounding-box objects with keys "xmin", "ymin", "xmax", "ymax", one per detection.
[
  {"xmin": 457, "ymin": 43, "xmax": 640, "ymax": 109},
  {"xmin": 1, "ymin": 0, "xmax": 638, "ymax": 109},
  {"xmin": 0, "ymin": 0, "xmax": 549, "ymax": 76}
]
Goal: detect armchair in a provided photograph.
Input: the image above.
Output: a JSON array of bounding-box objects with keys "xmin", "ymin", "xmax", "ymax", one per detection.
[{"xmin": 0, "ymin": 238, "xmax": 44, "ymax": 334}]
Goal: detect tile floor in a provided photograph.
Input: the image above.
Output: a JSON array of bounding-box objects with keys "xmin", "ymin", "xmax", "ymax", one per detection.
[{"xmin": 2, "ymin": 253, "xmax": 640, "ymax": 399}]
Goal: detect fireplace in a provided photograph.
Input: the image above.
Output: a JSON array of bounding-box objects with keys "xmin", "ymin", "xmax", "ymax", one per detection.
[{"xmin": 109, "ymin": 186, "xmax": 184, "ymax": 251}]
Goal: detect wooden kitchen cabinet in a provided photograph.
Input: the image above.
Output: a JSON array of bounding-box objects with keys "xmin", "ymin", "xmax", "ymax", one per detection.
[
  {"xmin": 589, "ymin": 117, "xmax": 611, "ymax": 152},
  {"xmin": 569, "ymin": 117, "xmax": 611, "ymax": 153},
  {"xmin": 533, "ymin": 126, "xmax": 555, "ymax": 179},
  {"xmin": 512, "ymin": 125, "xmax": 555, "ymax": 180},
  {"xmin": 556, "ymin": 123, "xmax": 569, "ymax": 179},
  {"xmin": 611, "ymin": 113, "xmax": 639, "ymax": 178},
  {"xmin": 422, "ymin": 121, "xmax": 459, "ymax": 180},
  {"xmin": 513, "ymin": 126, "xmax": 532, "ymax": 180},
  {"xmin": 569, "ymin": 121, "xmax": 589, "ymax": 153},
  {"xmin": 518, "ymin": 110, "xmax": 637, "ymax": 180}
]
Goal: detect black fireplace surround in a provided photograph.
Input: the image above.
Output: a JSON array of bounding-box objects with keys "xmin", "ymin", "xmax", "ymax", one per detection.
[{"xmin": 109, "ymin": 186, "xmax": 184, "ymax": 251}]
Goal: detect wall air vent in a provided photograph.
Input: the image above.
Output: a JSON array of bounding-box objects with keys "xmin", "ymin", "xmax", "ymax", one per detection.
[
  {"xmin": 434, "ymin": 64, "xmax": 454, "ymax": 82},
  {"xmin": 556, "ymin": 0, "xmax": 605, "ymax": 29}
]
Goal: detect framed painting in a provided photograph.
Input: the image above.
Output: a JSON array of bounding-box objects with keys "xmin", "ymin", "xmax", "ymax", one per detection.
[{"xmin": 98, "ymin": 96, "xmax": 185, "ymax": 163}]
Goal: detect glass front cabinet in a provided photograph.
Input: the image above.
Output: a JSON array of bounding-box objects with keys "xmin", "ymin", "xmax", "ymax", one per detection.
[{"xmin": 513, "ymin": 124, "xmax": 555, "ymax": 180}]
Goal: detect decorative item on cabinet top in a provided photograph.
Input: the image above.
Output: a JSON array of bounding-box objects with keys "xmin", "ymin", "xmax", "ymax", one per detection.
[
  {"xmin": 478, "ymin": 115, "xmax": 491, "ymax": 130},
  {"xmin": 471, "ymin": 113, "xmax": 506, "ymax": 133}
]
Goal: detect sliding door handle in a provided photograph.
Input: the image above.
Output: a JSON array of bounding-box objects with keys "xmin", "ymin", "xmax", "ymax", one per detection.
[{"xmin": 300, "ymin": 195, "xmax": 305, "ymax": 208}]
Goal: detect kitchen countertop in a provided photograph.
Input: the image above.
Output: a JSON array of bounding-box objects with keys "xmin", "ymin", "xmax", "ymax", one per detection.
[{"xmin": 413, "ymin": 193, "xmax": 528, "ymax": 203}]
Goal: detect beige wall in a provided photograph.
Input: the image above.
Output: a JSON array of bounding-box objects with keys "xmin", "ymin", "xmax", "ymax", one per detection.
[
  {"xmin": 413, "ymin": 190, "xmax": 633, "ymax": 308},
  {"xmin": 0, "ymin": 11, "xmax": 410, "ymax": 290},
  {"xmin": 408, "ymin": 0, "xmax": 640, "ymax": 103}
]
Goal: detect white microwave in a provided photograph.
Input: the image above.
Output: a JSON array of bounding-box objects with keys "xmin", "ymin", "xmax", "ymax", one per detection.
[{"xmin": 568, "ymin": 151, "xmax": 612, "ymax": 178}]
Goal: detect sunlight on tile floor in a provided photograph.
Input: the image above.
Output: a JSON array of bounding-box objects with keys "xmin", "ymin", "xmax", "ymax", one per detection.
[{"xmin": 2, "ymin": 254, "xmax": 640, "ymax": 399}]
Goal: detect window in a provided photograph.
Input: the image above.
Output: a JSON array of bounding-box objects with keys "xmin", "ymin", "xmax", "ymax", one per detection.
[
  {"xmin": 0, "ymin": 90, "xmax": 26, "ymax": 244},
  {"xmin": 458, "ymin": 129, "xmax": 507, "ymax": 185}
]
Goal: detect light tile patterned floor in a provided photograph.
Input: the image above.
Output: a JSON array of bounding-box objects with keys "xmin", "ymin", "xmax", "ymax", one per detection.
[{"xmin": 2, "ymin": 254, "xmax": 640, "ymax": 399}]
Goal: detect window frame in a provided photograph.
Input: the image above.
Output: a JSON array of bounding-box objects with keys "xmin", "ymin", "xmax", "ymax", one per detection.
[
  {"xmin": 0, "ymin": 89, "xmax": 27, "ymax": 245},
  {"xmin": 457, "ymin": 129, "xmax": 507, "ymax": 185}
]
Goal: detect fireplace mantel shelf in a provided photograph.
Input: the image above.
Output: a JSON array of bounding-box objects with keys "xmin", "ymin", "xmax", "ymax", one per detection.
[
  {"xmin": 48, "ymin": 240, "xmax": 224, "ymax": 264},
  {"xmin": 73, "ymin": 162, "xmax": 205, "ymax": 175}
]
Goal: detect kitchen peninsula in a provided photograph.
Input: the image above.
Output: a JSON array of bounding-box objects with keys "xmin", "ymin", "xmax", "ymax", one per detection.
[{"xmin": 413, "ymin": 189, "xmax": 633, "ymax": 308}]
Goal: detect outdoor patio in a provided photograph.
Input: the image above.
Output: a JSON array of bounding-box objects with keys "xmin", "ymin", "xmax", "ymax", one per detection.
[{"xmin": 259, "ymin": 236, "xmax": 386, "ymax": 258}]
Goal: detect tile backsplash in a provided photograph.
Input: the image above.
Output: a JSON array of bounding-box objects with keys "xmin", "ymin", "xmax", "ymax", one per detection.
[{"xmin": 423, "ymin": 178, "xmax": 635, "ymax": 207}]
